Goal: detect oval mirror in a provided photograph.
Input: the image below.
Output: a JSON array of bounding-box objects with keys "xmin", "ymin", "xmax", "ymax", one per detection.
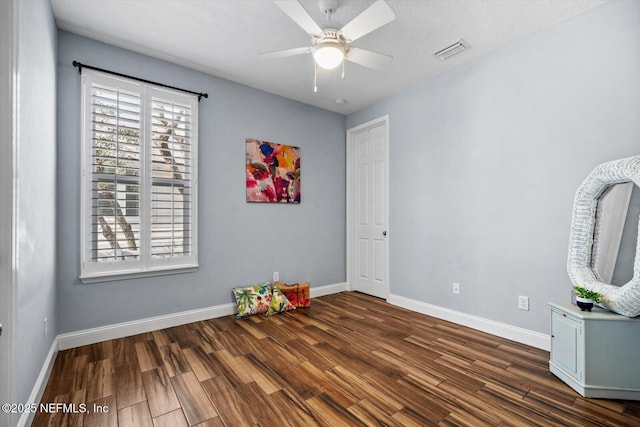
[{"xmin": 567, "ymin": 156, "xmax": 640, "ymax": 317}]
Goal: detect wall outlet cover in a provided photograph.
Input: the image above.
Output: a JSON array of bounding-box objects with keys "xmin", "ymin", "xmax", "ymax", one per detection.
[{"xmin": 518, "ymin": 296, "xmax": 530, "ymax": 311}]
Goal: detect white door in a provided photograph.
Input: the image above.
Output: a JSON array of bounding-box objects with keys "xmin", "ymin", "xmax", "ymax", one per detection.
[
  {"xmin": 347, "ymin": 116, "xmax": 389, "ymax": 299},
  {"xmin": 0, "ymin": 0, "xmax": 16, "ymax": 423}
]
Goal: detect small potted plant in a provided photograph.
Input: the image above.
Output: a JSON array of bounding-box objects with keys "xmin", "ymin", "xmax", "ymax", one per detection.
[{"xmin": 573, "ymin": 285, "xmax": 602, "ymax": 312}]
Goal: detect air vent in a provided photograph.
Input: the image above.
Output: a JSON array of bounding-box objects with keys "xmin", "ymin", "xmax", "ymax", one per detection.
[{"xmin": 434, "ymin": 39, "xmax": 468, "ymax": 60}]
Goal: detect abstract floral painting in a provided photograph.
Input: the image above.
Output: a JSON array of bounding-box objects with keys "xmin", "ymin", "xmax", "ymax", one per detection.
[{"xmin": 246, "ymin": 138, "xmax": 301, "ymax": 203}]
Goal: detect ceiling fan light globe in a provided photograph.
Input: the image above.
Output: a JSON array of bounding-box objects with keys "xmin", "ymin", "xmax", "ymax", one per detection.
[{"xmin": 313, "ymin": 43, "xmax": 344, "ymax": 69}]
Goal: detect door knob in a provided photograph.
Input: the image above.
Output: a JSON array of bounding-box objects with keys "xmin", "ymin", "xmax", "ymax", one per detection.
[{"xmin": 382, "ymin": 231, "xmax": 387, "ymax": 236}]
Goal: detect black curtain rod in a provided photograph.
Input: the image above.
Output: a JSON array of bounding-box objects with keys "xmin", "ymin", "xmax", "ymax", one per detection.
[{"xmin": 72, "ymin": 60, "xmax": 208, "ymax": 101}]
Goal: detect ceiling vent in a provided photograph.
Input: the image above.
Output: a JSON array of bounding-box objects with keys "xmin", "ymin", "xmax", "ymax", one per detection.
[{"xmin": 434, "ymin": 39, "xmax": 468, "ymax": 60}]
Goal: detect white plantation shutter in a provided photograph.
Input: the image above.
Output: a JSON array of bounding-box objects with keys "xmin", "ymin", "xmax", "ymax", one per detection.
[
  {"xmin": 90, "ymin": 83, "xmax": 142, "ymax": 263},
  {"xmin": 81, "ymin": 71, "xmax": 198, "ymax": 282},
  {"xmin": 150, "ymin": 95, "xmax": 193, "ymax": 259}
]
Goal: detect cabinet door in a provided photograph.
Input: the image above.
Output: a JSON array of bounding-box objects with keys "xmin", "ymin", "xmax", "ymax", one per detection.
[{"xmin": 551, "ymin": 310, "xmax": 582, "ymax": 379}]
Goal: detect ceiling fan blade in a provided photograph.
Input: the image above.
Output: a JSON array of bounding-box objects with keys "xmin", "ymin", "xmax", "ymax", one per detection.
[
  {"xmin": 345, "ymin": 47, "xmax": 393, "ymax": 70},
  {"xmin": 259, "ymin": 46, "xmax": 312, "ymax": 59},
  {"xmin": 274, "ymin": 0, "xmax": 323, "ymax": 37},
  {"xmin": 340, "ymin": 0, "xmax": 396, "ymax": 42}
]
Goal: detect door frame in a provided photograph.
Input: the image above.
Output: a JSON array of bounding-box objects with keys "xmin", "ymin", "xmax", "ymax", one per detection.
[
  {"xmin": 346, "ymin": 114, "xmax": 390, "ymax": 298},
  {"xmin": 0, "ymin": 0, "xmax": 17, "ymax": 423}
]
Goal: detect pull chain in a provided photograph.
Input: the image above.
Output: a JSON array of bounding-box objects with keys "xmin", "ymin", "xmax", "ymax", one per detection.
[
  {"xmin": 314, "ymin": 62, "xmax": 318, "ymax": 93},
  {"xmin": 342, "ymin": 60, "xmax": 345, "ymax": 80}
]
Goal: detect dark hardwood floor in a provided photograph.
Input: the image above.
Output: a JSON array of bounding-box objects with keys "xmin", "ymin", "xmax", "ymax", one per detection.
[{"xmin": 33, "ymin": 292, "xmax": 640, "ymax": 426}]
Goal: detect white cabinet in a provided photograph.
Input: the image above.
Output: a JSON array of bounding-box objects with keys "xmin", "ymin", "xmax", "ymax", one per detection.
[{"xmin": 549, "ymin": 303, "xmax": 640, "ymax": 400}]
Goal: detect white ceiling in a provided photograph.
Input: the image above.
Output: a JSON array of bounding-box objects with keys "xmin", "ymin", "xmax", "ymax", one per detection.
[{"xmin": 51, "ymin": 0, "xmax": 609, "ymax": 115}]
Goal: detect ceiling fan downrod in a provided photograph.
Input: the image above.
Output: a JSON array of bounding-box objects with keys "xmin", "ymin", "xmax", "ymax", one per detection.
[{"xmin": 319, "ymin": 0, "xmax": 338, "ymax": 20}]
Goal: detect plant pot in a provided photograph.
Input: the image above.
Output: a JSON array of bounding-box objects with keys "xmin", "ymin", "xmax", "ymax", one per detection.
[{"xmin": 576, "ymin": 296, "xmax": 594, "ymax": 312}]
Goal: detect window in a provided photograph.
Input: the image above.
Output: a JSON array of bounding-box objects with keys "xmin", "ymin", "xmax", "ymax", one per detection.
[{"xmin": 80, "ymin": 71, "xmax": 198, "ymax": 282}]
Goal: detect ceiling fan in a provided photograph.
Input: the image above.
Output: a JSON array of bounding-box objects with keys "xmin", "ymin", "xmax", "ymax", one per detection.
[{"xmin": 261, "ymin": 0, "xmax": 397, "ymax": 92}]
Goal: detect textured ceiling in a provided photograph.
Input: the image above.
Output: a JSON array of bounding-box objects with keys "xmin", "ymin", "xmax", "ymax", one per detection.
[{"xmin": 51, "ymin": 0, "xmax": 609, "ymax": 115}]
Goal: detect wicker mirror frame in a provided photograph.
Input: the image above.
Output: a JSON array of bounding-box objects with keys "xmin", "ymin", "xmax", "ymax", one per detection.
[{"xmin": 567, "ymin": 156, "xmax": 640, "ymax": 317}]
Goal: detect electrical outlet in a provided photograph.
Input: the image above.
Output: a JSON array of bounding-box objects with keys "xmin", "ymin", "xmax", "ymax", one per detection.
[
  {"xmin": 44, "ymin": 317, "xmax": 48, "ymax": 338},
  {"xmin": 273, "ymin": 272, "xmax": 279, "ymax": 282},
  {"xmin": 452, "ymin": 282, "xmax": 460, "ymax": 295},
  {"xmin": 518, "ymin": 296, "xmax": 530, "ymax": 311}
]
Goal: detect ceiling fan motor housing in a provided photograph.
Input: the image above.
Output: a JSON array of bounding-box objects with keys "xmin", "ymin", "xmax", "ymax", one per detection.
[{"xmin": 312, "ymin": 29, "xmax": 343, "ymax": 45}]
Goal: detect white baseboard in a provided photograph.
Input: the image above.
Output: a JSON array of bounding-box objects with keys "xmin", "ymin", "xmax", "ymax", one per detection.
[
  {"xmin": 18, "ymin": 338, "xmax": 59, "ymax": 427},
  {"xmin": 58, "ymin": 303, "xmax": 236, "ymax": 350},
  {"xmin": 57, "ymin": 282, "xmax": 347, "ymax": 351},
  {"xmin": 311, "ymin": 282, "xmax": 348, "ymax": 298},
  {"xmin": 387, "ymin": 294, "xmax": 551, "ymax": 351}
]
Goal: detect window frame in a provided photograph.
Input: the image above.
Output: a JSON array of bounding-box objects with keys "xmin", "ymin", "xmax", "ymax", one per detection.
[{"xmin": 80, "ymin": 70, "xmax": 198, "ymax": 283}]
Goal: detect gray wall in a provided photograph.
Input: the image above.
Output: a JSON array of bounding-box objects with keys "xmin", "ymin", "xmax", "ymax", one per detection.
[
  {"xmin": 16, "ymin": 0, "xmax": 58, "ymax": 405},
  {"xmin": 57, "ymin": 32, "xmax": 346, "ymax": 334},
  {"xmin": 347, "ymin": 0, "xmax": 640, "ymax": 334}
]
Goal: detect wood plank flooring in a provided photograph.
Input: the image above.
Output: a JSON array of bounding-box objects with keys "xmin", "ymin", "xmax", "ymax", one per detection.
[{"xmin": 33, "ymin": 292, "xmax": 640, "ymax": 426}]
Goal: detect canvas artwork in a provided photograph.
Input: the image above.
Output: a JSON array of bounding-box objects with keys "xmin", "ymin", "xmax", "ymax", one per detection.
[{"xmin": 246, "ymin": 138, "xmax": 301, "ymax": 203}]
